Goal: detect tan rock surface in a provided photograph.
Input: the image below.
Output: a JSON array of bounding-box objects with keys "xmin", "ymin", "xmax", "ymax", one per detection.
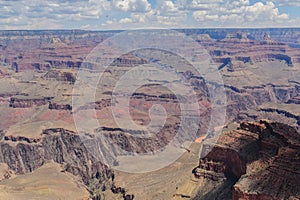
[{"xmin": 0, "ymin": 161, "xmax": 90, "ymax": 200}]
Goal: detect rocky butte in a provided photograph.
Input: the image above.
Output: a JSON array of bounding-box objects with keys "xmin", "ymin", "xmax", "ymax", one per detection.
[{"xmin": 192, "ymin": 120, "xmax": 300, "ymax": 200}]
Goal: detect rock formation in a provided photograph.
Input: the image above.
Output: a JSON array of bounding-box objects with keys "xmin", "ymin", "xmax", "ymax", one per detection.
[
  {"xmin": 0, "ymin": 28, "xmax": 299, "ymax": 199},
  {"xmin": 0, "ymin": 128, "xmax": 114, "ymax": 198},
  {"xmin": 222, "ymin": 32, "xmax": 250, "ymax": 42},
  {"xmin": 0, "ymin": 29, "xmax": 299, "ymax": 72},
  {"xmin": 193, "ymin": 120, "xmax": 300, "ymax": 200},
  {"xmin": 9, "ymin": 96, "xmax": 52, "ymax": 108}
]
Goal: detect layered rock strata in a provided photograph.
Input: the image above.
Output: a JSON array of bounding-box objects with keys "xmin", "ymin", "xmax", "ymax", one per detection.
[{"xmin": 193, "ymin": 120, "xmax": 300, "ymax": 199}]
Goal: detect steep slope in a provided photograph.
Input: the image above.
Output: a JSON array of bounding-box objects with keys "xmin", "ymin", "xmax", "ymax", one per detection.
[
  {"xmin": 0, "ymin": 128, "xmax": 114, "ymax": 199},
  {"xmin": 193, "ymin": 120, "xmax": 300, "ymax": 200}
]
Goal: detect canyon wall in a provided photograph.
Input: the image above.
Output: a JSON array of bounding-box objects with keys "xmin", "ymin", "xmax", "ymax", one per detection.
[
  {"xmin": 0, "ymin": 128, "xmax": 114, "ymax": 198},
  {"xmin": 193, "ymin": 120, "xmax": 300, "ymax": 200}
]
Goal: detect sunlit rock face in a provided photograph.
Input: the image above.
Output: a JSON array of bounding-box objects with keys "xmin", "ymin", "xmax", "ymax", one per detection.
[{"xmin": 193, "ymin": 120, "xmax": 300, "ymax": 200}]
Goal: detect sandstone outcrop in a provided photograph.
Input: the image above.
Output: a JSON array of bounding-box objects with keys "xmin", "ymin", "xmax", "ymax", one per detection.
[{"xmin": 193, "ymin": 120, "xmax": 300, "ymax": 200}]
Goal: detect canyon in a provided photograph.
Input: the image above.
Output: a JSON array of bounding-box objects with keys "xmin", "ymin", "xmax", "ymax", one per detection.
[{"xmin": 0, "ymin": 28, "xmax": 299, "ymax": 199}]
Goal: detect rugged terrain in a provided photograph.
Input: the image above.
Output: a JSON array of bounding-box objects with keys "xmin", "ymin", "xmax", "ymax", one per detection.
[
  {"xmin": 192, "ymin": 120, "xmax": 300, "ymax": 200},
  {"xmin": 0, "ymin": 28, "xmax": 299, "ymax": 199}
]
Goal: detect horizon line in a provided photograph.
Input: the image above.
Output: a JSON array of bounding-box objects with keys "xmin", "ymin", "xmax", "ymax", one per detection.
[{"xmin": 1, "ymin": 27, "xmax": 300, "ymax": 32}]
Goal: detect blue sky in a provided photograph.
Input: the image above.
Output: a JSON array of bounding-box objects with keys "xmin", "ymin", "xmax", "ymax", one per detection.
[{"xmin": 0, "ymin": 0, "xmax": 299, "ymax": 30}]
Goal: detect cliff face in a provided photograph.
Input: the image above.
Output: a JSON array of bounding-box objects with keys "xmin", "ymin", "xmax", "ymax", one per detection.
[
  {"xmin": 194, "ymin": 120, "xmax": 300, "ymax": 200},
  {"xmin": 9, "ymin": 96, "xmax": 52, "ymax": 108},
  {"xmin": 0, "ymin": 128, "xmax": 113, "ymax": 197},
  {"xmin": 0, "ymin": 30, "xmax": 106, "ymax": 71},
  {"xmin": 232, "ymin": 122, "xmax": 300, "ymax": 200},
  {"xmin": 225, "ymin": 84, "xmax": 300, "ymax": 120},
  {"xmin": 207, "ymin": 38, "xmax": 298, "ymax": 69},
  {"xmin": 1, "ymin": 29, "xmax": 299, "ymax": 72},
  {"xmin": 178, "ymin": 28, "xmax": 300, "ymax": 45}
]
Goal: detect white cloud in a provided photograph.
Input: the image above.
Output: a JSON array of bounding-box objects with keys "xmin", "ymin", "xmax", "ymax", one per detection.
[
  {"xmin": 0, "ymin": 0, "xmax": 298, "ymax": 29},
  {"xmin": 119, "ymin": 17, "xmax": 133, "ymax": 23},
  {"xmin": 156, "ymin": 0, "xmax": 178, "ymax": 13},
  {"xmin": 193, "ymin": 11, "xmax": 207, "ymax": 21},
  {"xmin": 271, "ymin": 0, "xmax": 300, "ymax": 6},
  {"xmin": 191, "ymin": 0, "xmax": 291, "ymax": 27},
  {"xmin": 106, "ymin": 0, "xmax": 187, "ymax": 28},
  {"xmin": 177, "ymin": 0, "xmax": 225, "ymax": 10},
  {"xmin": 112, "ymin": 0, "xmax": 151, "ymax": 12},
  {"xmin": 0, "ymin": 0, "xmax": 111, "ymax": 29},
  {"xmin": 0, "ymin": 17, "xmax": 62, "ymax": 30},
  {"xmin": 193, "ymin": 9, "xmax": 220, "ymax": 22},
  {"xmin": 244, "ymin": 2, "xmax": 289, "ymax": 22}
]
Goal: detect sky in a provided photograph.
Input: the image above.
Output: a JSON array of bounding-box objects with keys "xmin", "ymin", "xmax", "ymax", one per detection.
[{"xmin": 0, "ymin": 0, "xmax": 299, "ymax": 30}]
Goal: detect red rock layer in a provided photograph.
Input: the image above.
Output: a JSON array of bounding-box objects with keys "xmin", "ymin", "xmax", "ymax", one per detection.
[{"xmin": 195, "ymin": 120, "xmax": 300, "ymax": 199}]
